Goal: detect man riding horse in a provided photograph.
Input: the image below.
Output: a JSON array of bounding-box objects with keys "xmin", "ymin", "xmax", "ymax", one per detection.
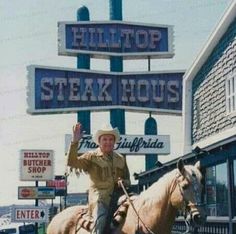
[{"xmin": 67, "ymin": 123, "xmax": 131, "ymax": 234}]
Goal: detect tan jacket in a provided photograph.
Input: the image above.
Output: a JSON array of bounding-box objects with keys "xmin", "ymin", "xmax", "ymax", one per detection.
[{"xmin": 67, "ymin": 142, "xmax": 131, "ymax": 212}]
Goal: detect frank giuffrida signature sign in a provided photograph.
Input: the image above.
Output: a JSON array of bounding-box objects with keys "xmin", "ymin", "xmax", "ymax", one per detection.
[{"xmin": 65, "ymin": 134, "xmax": 170, "ymax": 155}]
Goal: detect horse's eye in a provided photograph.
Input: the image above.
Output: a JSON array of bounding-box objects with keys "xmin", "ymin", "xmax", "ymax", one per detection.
[
  {"xmin": 182, "ymin": 184, "xmax": 189, "ymax": 190},
  {"xmin": 192, "ymin": 173, "xmax": 196, "ymax": 177}
]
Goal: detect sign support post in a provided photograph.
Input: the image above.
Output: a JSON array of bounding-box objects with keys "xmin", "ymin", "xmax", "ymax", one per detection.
[
  {"xmin": 148, "ymin": 56, "xmax": 151, "ymax": 72},
  {"xmin": 35, "ymin": 181, "xmax": 38, "ymax": 234},
  {"xmin": 77, "ymin": 6, "xmax": 91, "ymax": 134},
  {"xmin": 109, "ymin": 0, "xmax": 126, "ymax": 144},
  {"xmin": 145, "ymin": 113, "xmax": 158, "ymax": 170},
  {"xmin": 145, "ymin": 54, "xmax": 158, "ymax": 170}
]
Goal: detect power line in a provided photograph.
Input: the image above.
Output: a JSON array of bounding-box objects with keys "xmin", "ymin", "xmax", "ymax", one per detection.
[
  {"xmin": 0, "ymin": 31, "xmax": 54, "ymax": 43},
  {"xmin": 0, "ymin": 5, "xmax": 80, "ymax": 22}
]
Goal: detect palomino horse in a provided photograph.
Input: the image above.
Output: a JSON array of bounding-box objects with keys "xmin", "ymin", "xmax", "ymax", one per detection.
[{"xmin": 47, "ymin": 159, "xmax": 206, "ymax": 234}]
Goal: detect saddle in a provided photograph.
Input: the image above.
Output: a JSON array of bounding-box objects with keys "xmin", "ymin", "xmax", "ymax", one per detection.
[{"xmin": 75, "ymin": 194, "xmax": 138, "ymax": 232}]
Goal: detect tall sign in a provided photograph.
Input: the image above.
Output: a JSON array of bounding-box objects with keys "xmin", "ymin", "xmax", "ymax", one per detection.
[
  {"xmin": 27, "ymin": 65, "xmax": 184, "ymax": 115},
  {"xmin": 26, "ymin": 2, "xmax": 181, "ymax": 180},
  {"xmin": 58, "ymin": 21, "xmax": 174, "ymax": 59}
]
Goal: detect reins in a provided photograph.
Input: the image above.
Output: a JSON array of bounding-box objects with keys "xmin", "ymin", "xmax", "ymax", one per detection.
[{"xmin": 118, "ymin": 180, "xmax": 156, "ymax": 234}]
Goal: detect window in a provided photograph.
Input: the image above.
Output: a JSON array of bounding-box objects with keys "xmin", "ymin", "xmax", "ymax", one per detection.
[
  {"xmin": 19, "ymin": 224, "xmax": 35, "ymax": 233},
  {"xmin": 205, "ymin": 163, "xmax": 228, "ymax": 216},
  {"xmin": 226, "ymin": 73, "xmax": 236, "ymax": 114},
  {"xmin": 195, "ymin": 98, "xmax": 201, "ymax": 129},
  {"xmin": 0, "ymin": 228, "xmax": 16, "ymax": 234}
]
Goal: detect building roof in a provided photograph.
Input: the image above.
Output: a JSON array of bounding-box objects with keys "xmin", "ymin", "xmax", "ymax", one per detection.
[{"xmin": 184, "ymin": 1, "xmax": 236, "ymax": 82}]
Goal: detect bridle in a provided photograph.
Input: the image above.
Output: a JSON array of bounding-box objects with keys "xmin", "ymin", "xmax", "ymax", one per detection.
[
  {"xmin": 176, "ymin": 172, "xmax": 204, "ymax": 207},
  {"xmin": 175, "ymin": 172, "xmax": 205, "ymax": 229}
]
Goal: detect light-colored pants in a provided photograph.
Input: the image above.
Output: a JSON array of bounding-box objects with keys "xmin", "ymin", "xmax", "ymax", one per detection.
[{"xmin": 92, "ymin": 201, "xmax": 108, "ymax": 234}]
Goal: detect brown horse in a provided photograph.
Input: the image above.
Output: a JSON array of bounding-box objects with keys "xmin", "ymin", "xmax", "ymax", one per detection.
[{"xmin": 47, "ymin": 159, "xmax": 206, "ymax": 234}]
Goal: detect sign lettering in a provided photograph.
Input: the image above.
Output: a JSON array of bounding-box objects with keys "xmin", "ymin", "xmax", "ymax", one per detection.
[
  {"xmin": 65, "ymin": 134, "xmax": 170, "ymax": 155},
  {"xmin": 27, "ymin": 66, "xmax": 184, "ymax": 115},
  {"xmin": 20, "ymin": 149, "xmax": 54, "ymax": 181},
  {"xmin": 58, "ymin": 21, "xmax": 174, "ymax": 59},
  {"xmin": 11, "ymin": 206, "xmax": 49, "ymax": 223}
]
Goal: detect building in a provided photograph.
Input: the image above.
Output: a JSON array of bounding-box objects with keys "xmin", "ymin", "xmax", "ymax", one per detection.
[
  {"xmin": 64, "ymin": 192, "xmax": 88, "ymax": 207},
  {"xmin": 137, "ymin": 2, "xmax": 236, "ymax": 234}
]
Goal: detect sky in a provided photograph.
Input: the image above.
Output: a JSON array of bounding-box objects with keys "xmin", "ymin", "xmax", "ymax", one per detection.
[{"xmin": 0, "ymin": 0, "xmax": 232, "ymax": 206}]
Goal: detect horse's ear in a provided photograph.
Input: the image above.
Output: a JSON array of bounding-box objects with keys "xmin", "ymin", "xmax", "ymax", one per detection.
[
  {"xmin": 194, "ymin": 161, "xmax": 201, "ymax": 170},
  {"xmin": 177, "ymin": 158, "xmax": 185, "ymax": 175}
]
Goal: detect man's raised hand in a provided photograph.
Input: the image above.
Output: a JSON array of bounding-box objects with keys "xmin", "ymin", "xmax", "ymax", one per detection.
[{"xmin": 72, "ymin": 123, "xmax": 84, "ymax": 143}]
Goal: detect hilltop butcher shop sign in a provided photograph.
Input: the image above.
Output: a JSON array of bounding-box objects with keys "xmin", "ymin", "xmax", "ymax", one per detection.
[
  {"xmin": 27, "ymin": 65, "xmax": 184, "ymax": 115},
  {"xmin": 58, "ymin": 21, "xmax": 174, "ymax": 59},
  {"xmin": 20, "ymin": 149, "xmax": 54, "ymax": 181},
  {"xmin": 65, "ymin": 134, "xmax": 170, "ymax": 155}
]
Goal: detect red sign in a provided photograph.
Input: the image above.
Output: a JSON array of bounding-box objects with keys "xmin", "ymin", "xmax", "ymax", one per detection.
[
  {"xmin": 47, "ymin": 180, "xmax": 66, "ymax": 189},
  {"xmin": 21, "ymin": 188, "xmax": 34, "ymax": 198},
  {"xmin": 46, "ymin": 175, "xmax": 67, "ymax": 196}
]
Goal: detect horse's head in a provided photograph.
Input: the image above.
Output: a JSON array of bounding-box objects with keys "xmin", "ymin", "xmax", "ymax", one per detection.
[{"xmin": 170, "ymin": 159, "xmax": 206, "ymax": 226}]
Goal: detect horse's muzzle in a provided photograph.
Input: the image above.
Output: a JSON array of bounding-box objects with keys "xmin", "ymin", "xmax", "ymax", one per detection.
[
  {"xmin": 186, "ymin": 204, "xmax": 207, "ymax": 226},
  {"xmin": 187, "ymin": 207, "xmax": 207, "ymax": 227},
  {"xmin": 192, "ymin": 212, "xmax": 207, "ymax": 225}
]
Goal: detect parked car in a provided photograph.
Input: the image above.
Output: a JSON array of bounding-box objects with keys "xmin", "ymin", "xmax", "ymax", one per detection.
[{"xmin": 0, "ymin": 223, "xmax": 35, "ymax": 234}]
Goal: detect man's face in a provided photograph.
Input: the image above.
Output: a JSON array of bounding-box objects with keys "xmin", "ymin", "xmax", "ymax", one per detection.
[{"xmin": 99, "ymin": 134, "xmax": 115, "ymax": 154}]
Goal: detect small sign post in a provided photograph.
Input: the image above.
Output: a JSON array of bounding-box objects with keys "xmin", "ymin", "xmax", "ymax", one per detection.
[
  {"xmin": 46, "ymin": 175, "xmax": 67, "ymax": 211},
  {"xmin": 19, "ymin": 149, "xmax": 54, "ymax": 233}
]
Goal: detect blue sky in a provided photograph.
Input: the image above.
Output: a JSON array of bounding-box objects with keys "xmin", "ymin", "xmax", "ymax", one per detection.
[{"xmin": 0, "ymin": 0, "xmax": 232, "ymax": 206}]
